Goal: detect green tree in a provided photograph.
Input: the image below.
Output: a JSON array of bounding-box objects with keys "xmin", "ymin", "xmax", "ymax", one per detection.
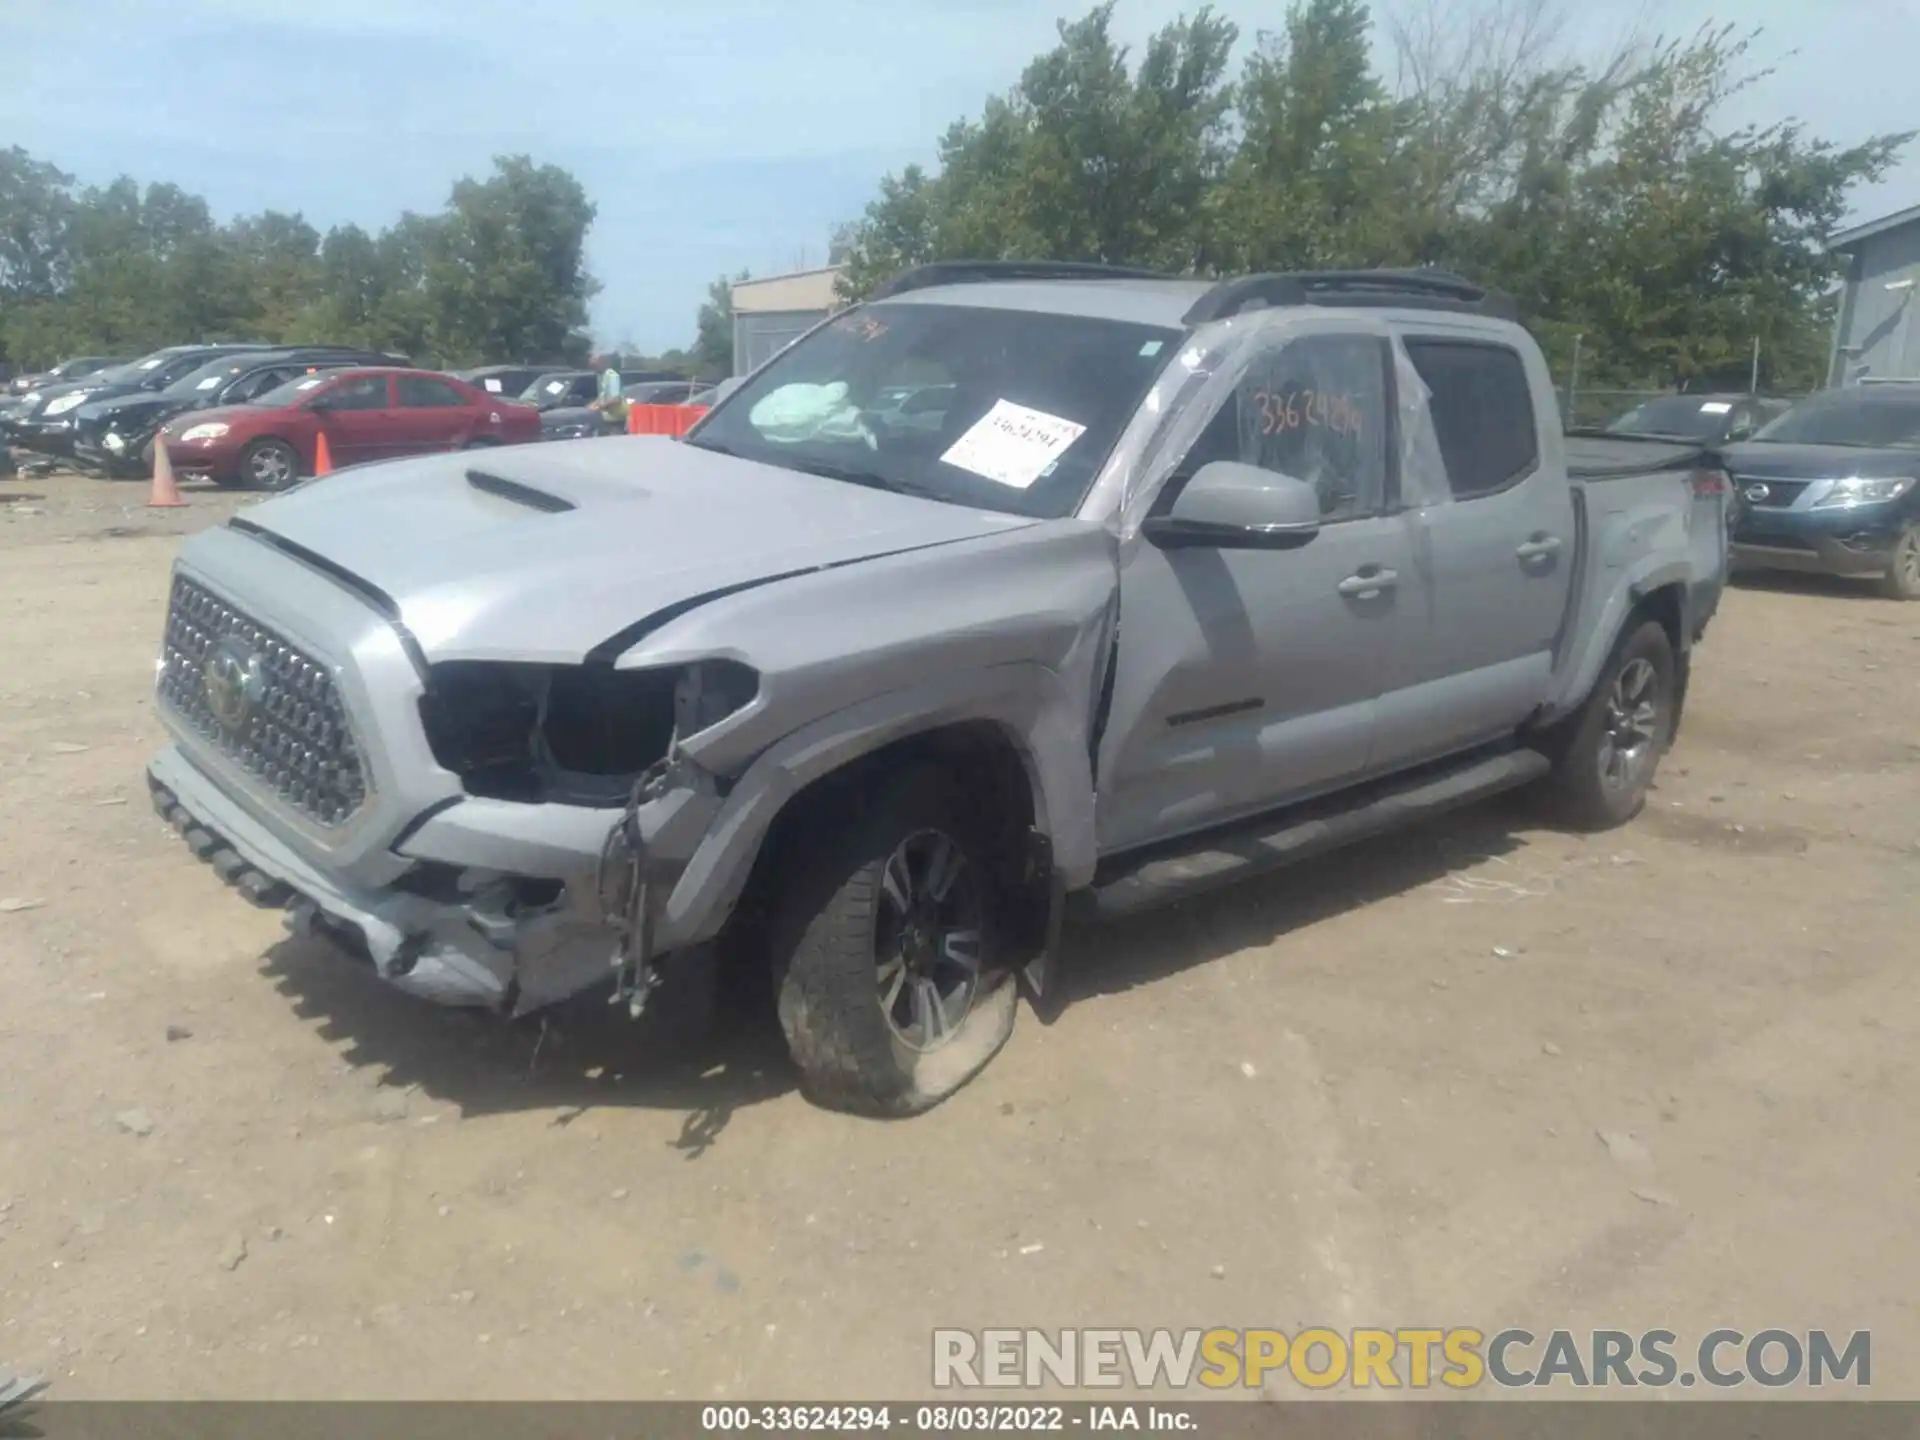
[
  {"xmin": 426, "ymin": 155, "xmax": 598, "ymax": 365},
  {"xmin": 692, "ymin": 271, "xmax": 743, "ymax": 378},
  {"xmin": 835, "ymin": 3, "xmax": 1238, "ymax": 298}
]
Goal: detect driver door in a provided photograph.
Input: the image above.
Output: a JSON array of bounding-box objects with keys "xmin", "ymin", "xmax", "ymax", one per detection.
[
  {"xmin": 310, "ymin": 373, "xmax": 397, "ymax": 465},
  {"xmin": 1095, "ymin": 331, "xmax": 1411, "ymax": 855}
]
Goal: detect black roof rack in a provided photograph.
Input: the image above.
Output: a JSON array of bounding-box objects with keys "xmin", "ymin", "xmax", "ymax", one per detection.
[
  {"xmin": 1183, "ymin": 268, "xmax": 1517, "ymax": 324},
  {"xmin": 869, "ymin": 260, "xmax": 1173, "ymax": 300}
]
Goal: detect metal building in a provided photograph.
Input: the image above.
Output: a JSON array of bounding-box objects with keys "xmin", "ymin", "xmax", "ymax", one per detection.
[
  {"xmin": 730, "ymin": 266, "xmax": 845, "ymax": 377},
  {"xmin": 1827, "ymin": 203, "xmax": 1920, "ymax": 385}
]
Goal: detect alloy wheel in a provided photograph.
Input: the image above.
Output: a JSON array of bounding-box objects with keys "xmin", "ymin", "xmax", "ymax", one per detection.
[
  {"xmin": 250, "ymin": 446, "xmax": 292, "ymax": 487},
  {"xmin": 1895, "ymin": 529, "xmax": 1920, "ymax": 592},
  {"xmin": 1596, "ymin": 656, "xmax": 1662, "ymax": 795},
  {"xmin": 873, "ymin": 828, "xmax": 984, "ymax": 1053}
]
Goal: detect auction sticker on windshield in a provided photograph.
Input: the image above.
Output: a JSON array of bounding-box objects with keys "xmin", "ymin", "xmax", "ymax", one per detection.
[{"xmin": 942, "ymin": 399, "xmax": 1087, "ymax": 489}]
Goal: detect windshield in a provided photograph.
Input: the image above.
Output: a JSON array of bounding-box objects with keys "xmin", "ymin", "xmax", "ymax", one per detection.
[
  {"xmin": 1751, "ymin": 388, "xmax": 1920, "ymax": 448},
  {"xmin": 166, "ymin": 358, "xmax": 251, "ymax": 397},
  {"xmin": 1605, "ymin": 395, "xmax": 1735, "ymax": 440},
  {"xmin": 520, "ymin": 372, "xmax": 580, "ymax": 403},
  {"xmin": 688, "ymin": 303, "xmax": 1179, "ymax": 518},
  {"xmin": 251, "ymin": 373, "xmax": 334, "ymax": 407}
]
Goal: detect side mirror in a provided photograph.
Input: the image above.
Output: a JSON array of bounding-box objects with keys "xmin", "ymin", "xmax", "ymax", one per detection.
[{"xmin": 1143, "ymin": 460, "xmax": 1322, "ymax": 550}]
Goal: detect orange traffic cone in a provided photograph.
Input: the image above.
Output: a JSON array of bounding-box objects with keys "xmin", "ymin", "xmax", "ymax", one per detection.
[
  {"xmin": 312, "ymin": 431, "xmax": 333, "ymax": 477},
  {"xmin": 147, "ymin": 435, "xmax": 185, "ymax": 508}
]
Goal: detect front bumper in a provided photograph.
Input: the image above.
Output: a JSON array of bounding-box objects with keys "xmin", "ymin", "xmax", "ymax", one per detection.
[
  {"xmin": 166, "ymin": 434, "xmax": 244, "ymax": 482},
  {"xmin": 149, "ymin": 744, "xmax": 620, "ymax": 1012},
  {"xmin": 7, "ymin": 415, "xmax": 77, "ymax": 456},
  {"xmin": 1731, "ymin": 505, "xmax": 1903, "ymax": 577}
]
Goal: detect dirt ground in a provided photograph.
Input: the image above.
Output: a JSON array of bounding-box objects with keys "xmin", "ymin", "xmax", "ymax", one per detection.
[{"xmin": 1, "ymin": 467, "xmax": 1916, "ymax": 1402}]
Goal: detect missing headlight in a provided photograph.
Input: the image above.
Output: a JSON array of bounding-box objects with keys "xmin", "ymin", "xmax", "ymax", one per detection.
[{"xmin": 418, "ymin": 659, "xmax": 755, "ymax": 805}]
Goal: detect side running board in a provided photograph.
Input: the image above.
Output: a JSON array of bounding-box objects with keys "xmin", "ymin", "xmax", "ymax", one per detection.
[{"xmin": 1078, "ymin": 747, "xmax": 1551, "ymax": 922}]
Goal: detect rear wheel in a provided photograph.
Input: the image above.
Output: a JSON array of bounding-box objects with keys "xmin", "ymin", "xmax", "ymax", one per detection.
[
  {"xmin": 1879, "ymin": 522, "xmax": 1920, "ymax": 601},
  {"xmin": 241, "ymin": 437, "xmax": 300, "ymax": 492},
  {"xmin": 770, "ymin": 767, "xmax": 1015, "ymax": 1116},
  {"xmin": 1542, "ymin": 621, "xmax": 1676, "ymax": 830}
]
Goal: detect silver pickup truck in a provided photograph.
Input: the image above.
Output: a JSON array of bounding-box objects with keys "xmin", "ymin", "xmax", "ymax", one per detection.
[{"xmin": 147, "ymin": 265, "xmax": 1731, "ymax": 1115}]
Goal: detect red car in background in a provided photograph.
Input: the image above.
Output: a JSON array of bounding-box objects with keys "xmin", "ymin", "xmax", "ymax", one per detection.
[{"xmin": 161, "ymin": 367, "xmax": 540, "ymax": 490}]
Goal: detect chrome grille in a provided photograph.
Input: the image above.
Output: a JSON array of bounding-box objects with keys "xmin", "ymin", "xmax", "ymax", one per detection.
[
  {"xmin": 1733, "ymin": 477, "xmax": 1813, "ymax": 508},
  {"xmin": 158, "ymin": 575, "xmax": 368, "ymax": 826}
]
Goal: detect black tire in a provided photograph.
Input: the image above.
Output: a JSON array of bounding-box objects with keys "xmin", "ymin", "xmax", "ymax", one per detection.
[
  {"xmin": 769, "ymin": 766, "xmax": 1016, "ymax": 1117},
  {"xmin": 1542, "ymin": 620, "xmax": 1677, "ymax": 830},
  {"xmin": 1879, "ymin": 522, "xmax": 1920, "ymax": 601},
  {"xmin": 240, "ymin": 437, "xmax": 301, "ymax": 492}
]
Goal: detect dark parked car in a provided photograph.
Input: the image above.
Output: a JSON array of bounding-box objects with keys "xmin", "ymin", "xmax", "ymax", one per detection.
[
  {"xmin": 1724, "ymin": 383, "xmax": 1920, "ymax": 600},
  {"xmin": 72, "ymin": 348, "xmax": 395, "ymax": 477},
  {"xmin": 1602, "ymin": 392, "xmax": 1792, "ymax": 445},
  {"xmin": 454, "ymin": 365, "xmax": 561, "ymax": 398},
  {"xmin": 622, "ymin": 379, "xmax": 702, "ymax": 405},
  {"xmin": 2, "ymin": 345, "xmax": 280, "ymax": 456},
  {"xmin": 161, "ymin": 367, "xmax": 541, "ymax": 490},
  {"xmin": 519, "ymin": 370, "xmax": 600, "ymax": 410},
  {"xmin": 7, "ymin": 354, "xmax": 125, "ymax": 397},
  {"xmin": 537, "ymin": 404, "xmax": 620, "ymax": 441}
]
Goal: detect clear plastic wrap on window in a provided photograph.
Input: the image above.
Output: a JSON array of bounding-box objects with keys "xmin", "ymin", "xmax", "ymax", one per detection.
[{"xmin": 1083, "ymin": 308, "xmax": 1454, "ymax": 539}]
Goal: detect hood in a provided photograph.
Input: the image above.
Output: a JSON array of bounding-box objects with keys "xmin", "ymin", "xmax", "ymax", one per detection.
[
  {"xmin": 1721, "ymin": 441, "xmax": 1920, "ymax": 481},
  {"xmin": 161, "ymin": 402, "xmax": 267, "ymax": 436},
  {"xmin": 226, "ymin": 436, "xmax": 1038, "ymax": 664},
  {"xmin": 78, "ymin": 391, "xmax": 178, "ymax": 424},
  {"xmin": 18, "ymin": 377, "xmax": 145, "ymax": 418}
]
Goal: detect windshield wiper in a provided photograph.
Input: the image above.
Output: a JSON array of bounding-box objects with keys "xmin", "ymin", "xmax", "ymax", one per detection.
[{"xmin": 779, "ymin": 456, "xmax": 946, "ymax": 500}]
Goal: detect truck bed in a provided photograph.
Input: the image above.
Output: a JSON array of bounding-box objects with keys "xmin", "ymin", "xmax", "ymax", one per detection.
[{"xmin": 1564, "ymin": 431, "xmax": 1715, "ymax": 480}]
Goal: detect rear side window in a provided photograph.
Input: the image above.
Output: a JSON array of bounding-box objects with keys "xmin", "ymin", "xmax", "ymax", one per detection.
[
  {"xmin": 397, "ymin": 375, "xmax": 468, "ymax": 408},
  {"xmin": 1402, "ymin": 339, "xmax": 1539, "ymax": 499}
]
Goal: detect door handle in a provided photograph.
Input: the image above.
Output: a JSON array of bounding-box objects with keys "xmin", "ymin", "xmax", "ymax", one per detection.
[
  {"xmin": 1337, "ymin": 568, "xmax": 1399, "ymax": 599},
  {"xmin": 1516, "ymin": 535, "xmax": 1563, "ymax": 561}
]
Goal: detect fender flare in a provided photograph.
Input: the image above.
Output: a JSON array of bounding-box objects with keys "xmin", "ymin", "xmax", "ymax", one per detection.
[
  {"xmin": 1549, "ymin": 557, "xmax": 1694, "ymax": 723},
  {"xmin": 651, "ymin": 662, "xmax": 1095, "ymax": 953}
]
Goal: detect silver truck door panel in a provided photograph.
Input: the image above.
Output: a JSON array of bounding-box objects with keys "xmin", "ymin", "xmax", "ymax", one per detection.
[
  {"xmin": 1372, "ymin": 336, "xmax": 1575, "ymax": 768},
  {"xmin": 1096, "ymin": 524, "xmax": 1406, "ymax": 853},
  {"xmin": 1096, "ymin": 330, "xmax": 1406, "ymax": 854}
]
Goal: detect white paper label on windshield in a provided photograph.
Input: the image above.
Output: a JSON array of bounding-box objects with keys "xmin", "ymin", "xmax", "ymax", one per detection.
[
  {"xmin": 1698, "ymin": 401, "xmax": 1733, "ymax": 414},
  {"xmin": 483, "ymin": 378, "xmax": 503, "ymax": 392},
  {"xmin": 941, "ymin": 399, "xmax": 1086, "ymax": 489},
  {"xmin": 196, "ymin": 376, "xmax": 221, "ymax": 390}
]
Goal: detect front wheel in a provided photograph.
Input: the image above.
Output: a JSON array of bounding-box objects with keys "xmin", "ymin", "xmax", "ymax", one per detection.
[
  {"xmin": 1543, "ymin": 620, "xmax": 1677, "ymax": 830},
  {"xmin": 1879, "ymin": 522, "xmax": 1920, "ymax": 601},
  {"xmin": 240, "ymin": 437, "xmax": 301, "ymax": 492},
  {"xmin": 770, "ymin": 767, "xmax": 1016, "ymax": 1116}
]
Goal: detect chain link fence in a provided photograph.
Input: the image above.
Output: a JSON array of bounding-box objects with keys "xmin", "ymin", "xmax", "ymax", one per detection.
[{"xmin": 1553, "ymin": 383, "xmax": 1814, "ymax": 431}]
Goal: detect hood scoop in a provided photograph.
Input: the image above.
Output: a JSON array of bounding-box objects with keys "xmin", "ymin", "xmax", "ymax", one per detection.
[{"xmin": 465, "ymin": 468, "xmax": 575, "ymax": 513}]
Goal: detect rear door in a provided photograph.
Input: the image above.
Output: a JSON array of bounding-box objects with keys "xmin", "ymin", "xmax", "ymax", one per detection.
[
  {"xmin": 310, "ymin": 373, "xmax": 398, "ymax": 464},
  {"xmin": 394, "ymin": 373, "xmax": 478, "ymax": 454},
  {"xmin": 1368, "ymin": 333, "xmax": 1575, "ymax": 771}
]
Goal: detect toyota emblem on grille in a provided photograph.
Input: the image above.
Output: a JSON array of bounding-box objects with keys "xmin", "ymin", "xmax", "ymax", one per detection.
[
  {"xmin": 1743, "ymin": 483, "xmax": 1771, "ymax": 503},
  {"xmin": 203, "ymin": 640, "xmax": 266, "ymax": 731}
]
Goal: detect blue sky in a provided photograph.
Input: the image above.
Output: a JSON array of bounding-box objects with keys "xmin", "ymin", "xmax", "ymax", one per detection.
[{"xmin": 5, "ymin": 0, "xmax": 1917, "ymax": 351}]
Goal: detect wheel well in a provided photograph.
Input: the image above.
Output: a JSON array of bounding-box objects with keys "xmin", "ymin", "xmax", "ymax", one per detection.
[
  {"xmin": 1631, "ymin": 582, "xmax": 1686, "ymax": 656},
  {"xmin": 1627, "ymin": 581, "xmax": 1690, "ymax": 737},
  {"xmin": 724, "ymin": 721, "xmax": 1049, "ymax": 971}
]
